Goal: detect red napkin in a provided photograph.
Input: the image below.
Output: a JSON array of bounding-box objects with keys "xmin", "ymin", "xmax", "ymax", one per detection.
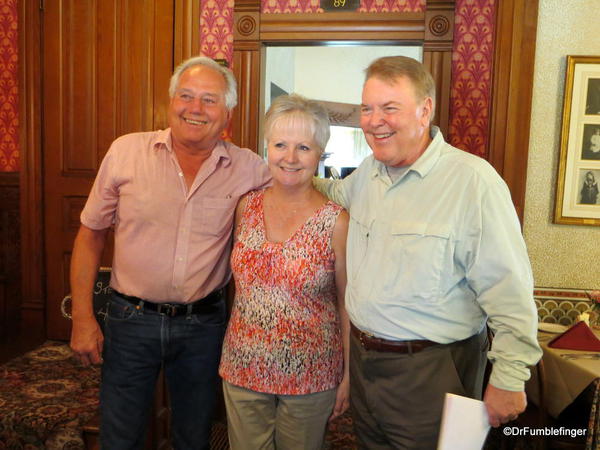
[{"xmin": 548, "ymin": 321, "xmax": 600, "ymax": 351}]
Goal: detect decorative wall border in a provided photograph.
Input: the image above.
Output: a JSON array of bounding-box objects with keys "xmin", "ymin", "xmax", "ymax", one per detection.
[{"xmin": 534, "ymin": 287, "xmax": 593, "ymax": 326}]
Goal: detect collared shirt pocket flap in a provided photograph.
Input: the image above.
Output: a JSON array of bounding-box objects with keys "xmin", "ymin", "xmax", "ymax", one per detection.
[{"xmin": 390, "ymin": 222, "xmax": 452, "ymax": 240}]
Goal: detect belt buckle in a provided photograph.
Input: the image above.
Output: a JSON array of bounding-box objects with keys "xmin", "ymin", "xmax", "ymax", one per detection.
[
  {"xmin": 158, "ymin": 303, "xmax": 178, "ymax": 317},
  {"xmin": 360, "ymin": 330, "xmax": 374, "ymax": 349}
]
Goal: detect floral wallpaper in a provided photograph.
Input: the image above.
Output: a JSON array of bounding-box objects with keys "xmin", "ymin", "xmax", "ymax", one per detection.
[
  {"xmin": 200, "ymin": 0, "xmax": 235, "ymax": 66},
  {"xmin": 448, "ymin": 0, "xmax": 495, "ymax": 158},
  {"xmin": 0, "ymin": 0, "xmax": 18, "ymax": 172},
  {"xmin": 358, "ymin": 0, "xmax": 424, "ymax": 13},
  {"xmin": 261, "ymin": 0, "xmax": 423, "ymax": 14}
]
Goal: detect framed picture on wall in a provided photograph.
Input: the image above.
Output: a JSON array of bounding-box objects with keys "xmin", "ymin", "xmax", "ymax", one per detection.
[{"xmin": 554, "ymin": 55, "xmax": 600, "ymax": 226}]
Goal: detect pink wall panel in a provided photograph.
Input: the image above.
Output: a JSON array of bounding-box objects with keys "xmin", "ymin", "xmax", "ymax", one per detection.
[
  {"xmin": 200, "ymin": 0, "xmax": 235, "ymax": 66},
  {"xmin": 358, "ymin": 0, "xmax": 424, "ymax": 13},
  {"xmin": 0, "ymin": 0, "xmax": 18, "ymax": 172},
  {"xmin": 447, "ymin": 0, "xmax": 496, "ymax": 157},
  {"xmin": 262, "ymin": 0, "xmax": 321, "ymax": 14}
]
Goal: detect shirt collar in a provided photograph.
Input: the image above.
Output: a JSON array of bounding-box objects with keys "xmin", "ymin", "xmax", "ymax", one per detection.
[
  {"xmin": 409, "ymin": 126, "xmax": 445, "ymax": 178},
  {"xmin": 152, "ymin": 128, "xmax": 232, "ymax": 167},
  {"xmin": 370, "ymin": 126, "xmax": 445, "ymax": 180}
]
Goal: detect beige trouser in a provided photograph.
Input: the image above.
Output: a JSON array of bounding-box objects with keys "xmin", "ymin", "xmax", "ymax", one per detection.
[{"xmin": 223, "ymin": 380, "xmax": 336, "ymax": 450}]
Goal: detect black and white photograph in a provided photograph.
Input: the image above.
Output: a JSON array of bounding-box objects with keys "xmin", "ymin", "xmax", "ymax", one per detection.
[
  {"xmin": 555, "ymin": 55, "xmax": 600, "ymax": 225},
  {"xmin": 578, "ymin": 169, "xmax": 600, "ymax": 205},
  {"xmin": 581, "ymin": 124, "xmax": 600, "ymax": 160},
  {"xmin": 585, "ymin": 78, "xmax": 600, "ymax": 115}
]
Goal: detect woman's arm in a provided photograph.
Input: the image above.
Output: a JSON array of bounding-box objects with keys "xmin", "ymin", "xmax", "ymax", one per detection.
[
  {"xmin": 329, "ymin": 209, "xmax": 350, "ymax": 421},
  {"xmin": 233, "ymin": 194, "xmax": 250, "ymax": 244}
]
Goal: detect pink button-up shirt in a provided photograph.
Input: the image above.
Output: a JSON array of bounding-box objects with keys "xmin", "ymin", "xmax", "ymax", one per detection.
[{"xmin": 81, "ymin": 129, "xmax": 271, "ymax": 303}]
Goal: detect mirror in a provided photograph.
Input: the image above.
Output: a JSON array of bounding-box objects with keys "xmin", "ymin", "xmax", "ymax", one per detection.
[{"xmin": 262, "ymin": 44, "xmax": 422, "ymax": 177}]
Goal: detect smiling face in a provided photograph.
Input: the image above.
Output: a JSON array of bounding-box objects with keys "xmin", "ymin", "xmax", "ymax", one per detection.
[
  {"xmin": 266, "ymin": 114, "xmax": 322, "ymax": 189},
  {"xmin": 360, "ymin": 75, "xmax": 433, "ymax": 167},
  {"xmin": 168, "ymin": 65, "xmax": 231, "ymax": 153}
]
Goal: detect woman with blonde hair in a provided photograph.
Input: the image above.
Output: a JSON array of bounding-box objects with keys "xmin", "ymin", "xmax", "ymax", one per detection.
[{"xmin": 219, "ymin": 94, "xmax": 350, "ymax": 449}]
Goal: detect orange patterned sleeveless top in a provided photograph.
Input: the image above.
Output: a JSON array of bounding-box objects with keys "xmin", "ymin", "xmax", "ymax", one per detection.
[{"xmin": 219, "ymin": 189, "xmax": 344, "ymax": 395}]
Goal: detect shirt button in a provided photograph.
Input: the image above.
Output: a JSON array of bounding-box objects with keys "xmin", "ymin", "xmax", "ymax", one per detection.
[
  {"xmin": 177, "ymin": 257, "xmax": 183, "ymax": 261},
  {"xmin": 178, "ymin": 172, "xmax": 183, "ymax": 177}
]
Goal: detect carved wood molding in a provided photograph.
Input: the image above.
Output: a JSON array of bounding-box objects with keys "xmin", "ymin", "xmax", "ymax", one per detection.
[
  {"xmin": 259, "ymin": 12, "xmax": 425, "ymax": 41},
  {"xmin": 488, "ymin": 0, "xmax": 539, "ymax": 223},
  {"xmin": 234, "ymin": 12, "xmax": 260, "ymax": 41},
  {"xmin": 232, "ymin": 5, "xmax": 454, "ymax": 149},
  {"xmin": 174, "ymin": 0, "xmax": 200, "ymax": 64},
  {"xmin": 424, "ymin": 0, "xmax": 454, "ymax": 51},
  {"xmin": 18, "ymin": 0, "xmax": 45, "ymax": 324}
]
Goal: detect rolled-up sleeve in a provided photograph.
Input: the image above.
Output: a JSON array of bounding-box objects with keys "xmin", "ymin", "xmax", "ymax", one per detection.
[{"xmin": 464, "ymin": 178, "xmax": 542, "ymax": 391}]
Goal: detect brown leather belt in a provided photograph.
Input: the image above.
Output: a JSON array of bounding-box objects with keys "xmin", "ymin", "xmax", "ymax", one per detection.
[{"xmin": 351, "ymin": 323, "xmax": 439, "ymax": 354}]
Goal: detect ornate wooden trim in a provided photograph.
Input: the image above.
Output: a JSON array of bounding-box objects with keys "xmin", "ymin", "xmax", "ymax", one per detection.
[
  {"xmin": 235, "ymin": 12, "xmax": 260, "ymax": 41},
  {"xmin": 259, "ymin": 12, "xmax": 425, "ymax": 41},
  {"xmin": 232, "ymin": 46, "xmax": 261, "ymax": 150},
  {"xmin": 424, "ymin": 0, "xmax": 454, "ymax": 49},
  {"xmin": 174, "ymin": 0, "xmax": 200, "ymax": 64},
  {"xmin": 232, "ymin": 8, "xmax": 451, "ymax": 151},
  {"xmin": 233, "ymin": 0, "xmax": 262, "ymax": 151},
  {"xmin": 18, "ymin": 0, "xmax": 45, "ymax": 329},
  {"xmin": 423, "ymin": 51, "xmax": 452, "ymax": 134},
  {"xmin": 488, "ymin": 0, "xmax": 539, "ymax": 223}
]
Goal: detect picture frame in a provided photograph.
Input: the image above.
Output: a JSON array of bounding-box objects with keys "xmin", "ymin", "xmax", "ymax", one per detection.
[{"xmin": 554, "ymin": 55, "xmax": 600, "ymax": 226}]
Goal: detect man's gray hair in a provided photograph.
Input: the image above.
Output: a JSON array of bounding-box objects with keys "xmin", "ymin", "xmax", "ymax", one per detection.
[{"xmin": 169, "ymin": 56, "xmax": 237, "ymax": 110}]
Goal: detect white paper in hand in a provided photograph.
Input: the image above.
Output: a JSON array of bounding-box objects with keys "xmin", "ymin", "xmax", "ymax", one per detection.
[{"xmin": 437, "ymin": 393, "xmax": 490, "ymax": 450}]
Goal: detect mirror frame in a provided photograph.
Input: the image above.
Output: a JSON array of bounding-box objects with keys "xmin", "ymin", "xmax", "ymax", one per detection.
[{"xmin": 231, "ymin": 0, "xmax": 455, "ymax": 151}]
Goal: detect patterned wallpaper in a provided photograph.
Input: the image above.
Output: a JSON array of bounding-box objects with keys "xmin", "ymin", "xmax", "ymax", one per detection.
[
  {"xmin": 261, "ymin": 0, "xmax": 424, "ymax": 14},
  {"xmin": 448, "ymin": 0, "xmax": 495, "ymax": 158},
  {"xmin": 200, "ymin": 0, "xmax": 235, "ymax": 66},
  {"xmin": 0, "ymin": 0, "xmax": 18, "ymax": 172},
  {"xmin": 262, "ymin": 0, "xmax": 321, "ymax": 13},
  {"xmin": 358, "ymin": 0, "xmax": 423, "ymax": 13}
]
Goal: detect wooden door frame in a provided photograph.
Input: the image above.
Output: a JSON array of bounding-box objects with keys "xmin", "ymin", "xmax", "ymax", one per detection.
[
  {"xmin": 232, "ymin": 0, "xmax": 456, "ymax": 152},
  {"xmin": 19, "ymin": 0, "xmax": 539, "ymax": 331}
]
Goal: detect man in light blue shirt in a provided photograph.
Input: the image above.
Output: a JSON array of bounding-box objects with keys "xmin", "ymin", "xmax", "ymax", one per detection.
[{"xmin": 316, "ymin": 56, "xmax": 541, "ymax": 449}]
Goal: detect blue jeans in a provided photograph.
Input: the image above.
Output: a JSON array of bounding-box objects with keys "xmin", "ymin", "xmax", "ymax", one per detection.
[{"xmin": 100, "ymin": 292, "xmax": 226, "ymax": 450}]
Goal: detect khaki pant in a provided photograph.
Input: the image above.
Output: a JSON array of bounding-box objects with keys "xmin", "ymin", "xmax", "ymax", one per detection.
[
  {"xmin": 223, "ymin": 381, "xmax": 336, "ymax": 450},
  {"xmin": 350, "ymin": 328, "xmax": 488, "ymax": 450}
]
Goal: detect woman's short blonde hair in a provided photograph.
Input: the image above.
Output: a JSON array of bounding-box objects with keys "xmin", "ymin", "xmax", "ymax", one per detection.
[
  {"xmin": 365, "ymin": 56, "xmax": 436, "ymax": 111},
  {"xmin": 264, "ymin": 94, "xmax": 331, "ymax": 153}
]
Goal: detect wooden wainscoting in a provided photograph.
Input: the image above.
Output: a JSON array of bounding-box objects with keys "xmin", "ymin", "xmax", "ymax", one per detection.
[{"xmin": 0, "ymin": 172, "xmax": 20, "ymax": 340}]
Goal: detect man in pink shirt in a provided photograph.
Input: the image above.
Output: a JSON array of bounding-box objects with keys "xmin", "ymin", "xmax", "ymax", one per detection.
[{"xmin": 69, "ymin": 56, "xmax": 270, "ymax": 450}]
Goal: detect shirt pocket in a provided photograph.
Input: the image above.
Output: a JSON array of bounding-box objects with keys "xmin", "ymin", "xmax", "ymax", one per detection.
[
  {"xmin": 199, "ymin": 196, "xmax": 238, "ymax": 237},
  {"xmin": 383, "ymin": 222, "xmax": 452, "ymax": 304},
  {"xmin": 348, "ymin": 214, "xmax": 372, "ymax": 282}
]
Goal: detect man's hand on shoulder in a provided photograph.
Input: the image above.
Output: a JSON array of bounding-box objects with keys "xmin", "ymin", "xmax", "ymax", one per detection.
[
  {"xmin": 70, "ymin": 315, "xmax": 104, "ymax": 366},
  {"xmin": 483, "ymin": 384, "xmax": 527, "ymax": 427}
]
